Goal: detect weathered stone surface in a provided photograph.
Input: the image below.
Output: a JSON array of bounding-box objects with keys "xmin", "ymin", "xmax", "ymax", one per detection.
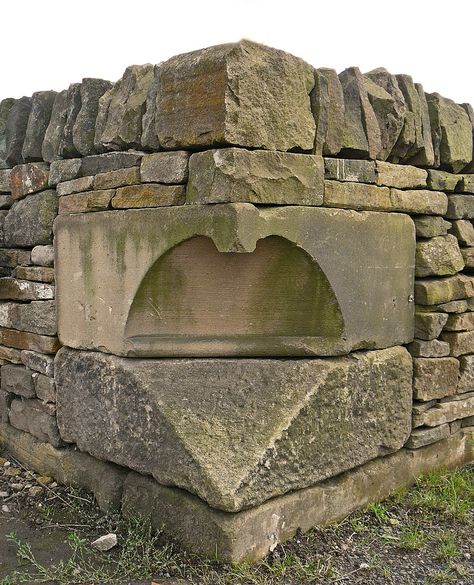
[
  {"xmin": 0, "ymin": 249, "xmax": 30, "ymax": 268},
  {"xmin": 14, "ymin": 266, "xmax": 54, "ymax": 283},
  {"xmin": 95, "ymin": 66, "xmax": 152, "ymax": 151},
  {"xmin": 35, "ymin": 374, "xmax": 56, "ymax": 403},
  {"xmin": 414, "ymin": 311, "xmax": 448, "ymax": 340},
  {"xmin": 458, "ymin": 355, "xmax": 474, "ymax": 394},
  {"xmin": 57, "ymin": 346, "xmax": 412, "ymax": 512},
  {"xmin": 375, "ymin": 161, "xmax": 427, "ymax": 189},
  {"xmin": 48, "ymin": 158, "xmax": 82, "ymax": 186},
  {"xmin": 56, "ymin": 176, "xmax": 94, "ymax": 196},
  {"xmin": 446, "ymin": 195, "xmax": 474, "ymax": 220},
  {"xmin": 93, "ymin": 167, "xmax": 140, "ymax": 190},
  {"xmin": 157, "ymin": 41, "xmax": 316, "ymax": 152},
  {"xmin": 58, "ymin": 83, "xmax": 81, "ymax": 158},
  {"xmin": 0, "ymin": 328, "xmax": 60, "ymax": 354},
  {"xmin": 413, "ymin": 357, "xmax": 459, "ymax": 400},
  {"xmin": 4, "ymin": 97, "xmax": 32, "ymax": 167},
  {"xmin": 0, "ymin": 390, "xmax": 10, "ymax": 422},
  {"xmin": 317, "ymin": 68, "xmax": 345, "ymax": 155},
  {"xmin": 427, "ymin": 93, "xmax": 473, "ymax": 172},
  {"xmin": 461, "ymin": 103, "xmax": 474, "ymax": 172},
  {"xmin": 31, "ymin": 245, "xmax": 54, "ymax": 267},
  {"xmin": 0, "ymin": 278, "xmax": 54, "ymax": 301},
  {"xmin": 123, "ymin": 428, "xmax": 474, "ymax": 561},
  {"xmin": 390, "ymin": 77, "xmax": 434, "ymax": 166},
  {"xmin": 141, "ymin": 152, "xmax": 189, "ymax": 184},
  {"xmin": 429, "ymin": 298, "xmax": 474, "ymax": 313},
  {"xmin": 73, "ymin": 78, "xmax": 113, "ymax": 156},
  {"xmin": 440, "ymin": 330, "xmax": 474, "ymax": 356},
  {"xmin": 8, "ymin": 301, "xmax": 56, "ymax": 336},
  {"xmin": 310, "ymin": 68, "xmax": 329, "ymax": 156},
  {"xmin": 323, "ymin": 158, "xmax": 375, "ymax": 183},
  {"xmin": 364, "ymin": 71, "xmax": 406, "ymax": 160},
  {"xmin": 59, "ymin": 190, "xmax": 114, "ymax": 214},
  {"xmin": 339, "ymin": 67, "xmax": 381, "ymax": 159},
  {"xmin": 324, "ymin": 181, "xmax": 447, "ymax": 215},
  {"xmin": 413, "ymin": 395, "xmax": 474, "ymax": 427},
  {"xmin": 415, "ymin": 234, "xmax": 464, "ymax": 277},
  {"xmin": 405, "ymin": 424, "xmax": 451, "ymax": 449},
  {"xmin": 1, "ymin": 364, "xmax": 35, "ymax": 398},
  {"xmin": 0, "ymin": 422, "xmax": 126, "ymax": 512},
  {"xmin": 141, "ymin": 64, "xmax": 160, "ymax": 151},
  {"xmin": 81, "ymin": 151, "xmax": 143, "ymax": 176},
  {"xmin": 42, "ymin": 90, "xmax": 68, "ymax": 162},
  {"xmin": 10, "ymin": 162, "xmax": 49, "ymax": 200},
  {"xmin": 21, "ymin": 350, "xmax": 54, "ymax": 377},
  {"xmin": 3, "ymin": 190, "xmax": 58, "ymax": 247},
  {"xmin": 444, "ymin": 312, "xmax": 474, "ymax": 332},
  {"xmin": 112, "ymin": 184, "xmax": 184, "ymax": 208},
  {"xmin": 407, "ymin": 339, "xmax": 450, "ymax": 357},
  {"xmin": 55, "ymin": 204, "xmax": 415, "ymax": 357},
  {"xmin": 427, "ymin": 169, "xmax": 460, "ymax": 192},
  {"xmin": 22, "ymin": 91, "xmax": 56, "ymax": 162},
  {"xmin": 414, "ymin": 216, "xmax": 451, "ymax": 238},
  {"xmin": 8, "ymin": 398, "xmax": 60, "ymax": 446},
  {"xmin": 461, "ymin": 247, "xmax": 474, "ymax": 271},
  {"xmin": 449, "ymin": 220, "xmax": 474, "ymax": 246},
  {"xmin": 457, "ymin": 175, "xmax": 474, "ymax": 194},
  {"xmin": 0, "ymin": 98, "xmax": 15, "ymax": 169},
  {"xmin": 0, "ymin": 211, "xmax": 8, "ymax": 246},
  {"xmin": 187, "ymin": 150, "xmax": 324, "ymax": 205},
  {"xmin": 415, "ymin": 274, "xmax": 474, "ymax": 305},
  {"xmin": 0, "ymin": 345, "xmax": 22, "ymax": 363},
  {"xmin": 0, "ymin": 302, "xmax": 14, "ymax": 328},
  {"xmin": 0, "ymin": 169, "xmax": 11, "ymax": 192}
]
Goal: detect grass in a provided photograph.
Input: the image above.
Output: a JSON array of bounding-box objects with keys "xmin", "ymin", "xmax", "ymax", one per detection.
[{"xmin": 1, "ymin": 464, "xmax": 473, "ymax": 585}]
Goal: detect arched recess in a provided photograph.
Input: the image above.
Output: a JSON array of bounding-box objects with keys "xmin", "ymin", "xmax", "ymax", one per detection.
[{"xmin": 125, "ymin": 235, "xmax": 344, "ymax": 349}]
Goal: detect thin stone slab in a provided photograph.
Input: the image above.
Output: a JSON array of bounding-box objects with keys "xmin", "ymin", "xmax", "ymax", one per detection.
[
  {"xmin": 0, "ymin": 328, "xmax": 60, "ymax": 354},
  {"xmin": 93, "ymin": 167, "xmax": 140, "ymax": 190},
  {"xmin": 405, "ymin": 425, "xmax": 451, "ymax": 449},
  {"xmin": 21, "ymin": 91, "xmax": 57, "ymax": 162},
  {"xmin": 0, "ymin": 279, "xmax": 54, "ymax": 301},
  {"xmin": 415, "ymin": 274, "xmax": 474, "ymax": 305},
  {"xmin": 413, "ymin": 395, "xmax": 474, "ymax": 427},
  {"xmin": 56, "ymin": 346, "xmax": 412, "ymax": 513},
  {"xmin": 315, "ymin": 68, "xmax": 345, "ymax": 155},
  {"xmin": 80, "ymin": 151, "xmax": 143, "ymax": 176},
  {"xmin": 141, "ymin": 64, "xmax": 161, "ymax": 151},
  {"xmin": 323, "ymin": 158, "xmax": 375, "ymax": 183},
  {"xmin": 56, "ymin": 176, "xmax": 94, "ymax": 197},
  {"xmin": 59, "ymin": 190, "xmax": 114, "ymax": 214}
]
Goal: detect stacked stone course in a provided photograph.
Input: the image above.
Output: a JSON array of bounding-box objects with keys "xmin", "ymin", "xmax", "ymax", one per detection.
[{"xmin": 0, "ymin": 40, "xmax": 473, "ymax": 561}]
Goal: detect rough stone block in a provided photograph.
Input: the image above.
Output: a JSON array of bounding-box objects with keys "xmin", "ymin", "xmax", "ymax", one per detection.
[
  {"xmin": 407, "ymin": 339, "xmax": 450, "ymax": 357},
  {"xmin": 0, "ymin": 169, "xmax": 11, "ymax": 192},
  {"xmin": 413, "ymin": 394, "xmax": 474, "ymax": 427},
  {"xmin": 444, "ymin": 312, "xmax": 474, "ymax": 332},
  {"xmin": 21, "ymin": 350, "xmax": 54, "ymax": 377},
  {"xmin": 413, "ymin": 216, "xmax": 451, "ymax": 239},
  {"xmin": 42, "ymin": 89, "xmax": 68, "ymax": 162},
  {"xmin": 81, "ymin": 151, "xmax": 143, "ymax": 176},
  {"xmin": 458, "ymin": 355, "xmax": 474, "ymax": 394},
  {"xmin": 449, "ymin": 220, "xmax": 474, "ymax": 246},
  {"xmin": 187, "ymin": 149, "xmax": 324, "ymax": 205},
  {"xmin": 3, "ymin": 190, "xmax": 58, "ymax": 247},
  {"xmin": 0, "ymin": 328, "xmax": 60, "ymax": 354},
  {"xmin": 446, "ymin": 195, "xmax": 474, "ymax": 220},
  {"xmin": 0, "ymin": 249, "xmax": 31, "ymax": 268},
  {"xmin": 9, "ymin": 397, "xmax": 61, "ymax": 447},
  {"xmin": 31, "ymin": 245, "xmax": 54, "ymax": 267},
  {"xmin": 111, "ymin": 184, "xmax": 184, "ymax": 209},
  {"xmin": 73, "ymin": 78, "xmax": 113, "ymax": 156},
  {"xmin": 141, "ymin": 64, "xmax": 160, "ymax": 151},
  {"xmin": 34, "ymin": 374, "xmax": 56, "ymax": 403},
  {"xmin": 457, "ymin": 175, "xmax": 474, "ymax": 194},
  {"xmin": 156, "ymin": 41, "xmax": 316, "ymax": 152},
  {"xmin": 10, "ymin": 162, "xmax": 49, "ymax": 200},
  {"xmin": 7, "ymin": 300, "xmax": 56, "ymax": 336},
  {"xmin": 59, "ymin": 190, "xmax": 114, "ymax": 214},
  {"xmin": 22, "ymin": 91, "xmax": 56, "ymax": 162},
  {"xmin": 323, "ymin": 158, "xmax": 375, "ymax": 183},
  {"xmin": 56, "ymin": 346, "xmax": 412, "ymax": 512},
  {"xmin": 440, "ymin": 330, "xmax": 474, "ymax": 356},
  {"xmin": 4, "ymin": 97, "xmax": 32, "ymax": 167},
  {"xmin": 57, "ymin": 176, "xmax": 94, "ymax": 197},
  {"xmin": 413, "ymin": 357, "xmax": 459, "ymax": 400},
  {"xmin": 390, "ymin": 188, "xmax": 447, "ymax": 215},
  {"xmin": 0, "ymin": 278, "xmax": 54, "ymax": 301},
  {"xmin": 461, "ymin": 247, "xmax": 474, "ymax": 270},
  {"xmin": 93, "ymin": 167, "xmax": 140, "ymax": 190},
  {"xmin": 375, "ymin": 161, "xmax": 427, "ymax": 189},
  {"xmin": 415, "ymin": 234, "xmax": 464, "ymax": 277},
  {"xmin": 141, "ymin": 152, "xmax": 190, "ymax": 184},
  {"xmin": 0, "ymin": 98, "xmax": 15, "ymax": 169},
  {"xmin": 414, "ymin": 311, "xmax": 448, "ymax": 340},
  {"xmin": 58, "ymin": 83, "xmax": 81, "ymax": 158},
  {"xmin": 1, "ymin": 364, "xmax": 35, "ymax": 398},
  {"xmin": 48, "ymin": 158, "xmax": 82, "ymax": 187},
  {"xmin": 311, "ymin": 68, "xmax": 345, "ymax": 156},
  {"xmin": 55, "ymin": 204, "xmax": 415, "ymax": 357},
  {"xmin": 415, "ymin": 274, "xmax": 474, "ymax": 305},
  {"xmin": 13, "ymin": 266, "xmax": 55, "ymax": 284},
  {"xmin": 405, "ymin": 424, "xmax": 451, "ymax": 449},
  {"xmin": 0, "ymin": 390, "xmax": 11, "ymax": 422},
  {"xmin": 427, "ymin": 169, "xmax": 460, "ymax": 192},
  {"xmin": 0, "ymin": 345, "xmax": 22, "ymax": 364}
]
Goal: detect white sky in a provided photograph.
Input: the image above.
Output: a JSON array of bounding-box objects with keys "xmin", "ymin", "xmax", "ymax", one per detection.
[{"xmin": 2, "ymin": 0, "xmax": 473, "ymax": 105}]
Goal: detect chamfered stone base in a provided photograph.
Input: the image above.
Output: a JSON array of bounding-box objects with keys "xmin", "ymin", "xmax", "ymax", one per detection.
[{"xmin": 55, "ymin": 347, "xmax": 413, "ymax": 513}]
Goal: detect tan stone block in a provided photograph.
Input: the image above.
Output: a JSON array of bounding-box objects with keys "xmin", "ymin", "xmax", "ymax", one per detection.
[
  {"xmin": 449, "ymin": 220, "xmax": 474, "ymax": 246},
  {"xmin": 56, "ymin": 175, "xmax": 94, "ymax": 196},
  {"xmin": 112, "ymin": 184, "xmax": 185, "ymax": 209},
  {"xmin": 93, "ymin": 167, "xmax": 141, "ymax": 190},
  {"xmin": 457, "ymin": 175, "xmax": 474, "ymax": 194},
  {"xmin": 444, "ymin": 312, "xmax": 474, "ymax": 331},
  {"xmin": 405, "ymin": 424, "xmax": 450, "ymax": 449},
  {"xmin": 415, "ymin": 274, "xmax": 474, "ymax": 305},
  {"xmin": 461, "ymin": 246, "xmax": 474, "ymax": 270},
  {"xmin": 407, "ymin": 339, "xmax": 450, "ymax": 357},
  {"xmin": 413, "ymin": 394, "xmax": 474, "ymax": 427},
  {"xmin": 13, "ymin": 266, "xmax": 55, "ymax": 283},
  {"xmin": 427, "ymin": 169, "xmax": 460, "ymax": 192},
  {"xmin": 323, "ymin": 158, "xmax": 375, "ymax": 183},
  {"xmin": 0, "ymin": 327, "xmax": 60, "ymax": 354},
  {"xmin": 446, "ymin": 195, "xmax": 474, "ymax": 220},
  {"xmin": 440, "ymin": 330, "xmax": 474, "ymax": 356},
  {"xmin": 415, "ymin": 235, "xmax": 464, "ymax": 277},
  {"xmin": 375, "ymin": 161, "xmax": 427, "ymax": 189},
  {"xmin": 59, "ymin": 190, "xmax": 114, "ymax": 214},
  {"xmin": 413, "ymin": 357, "xmax": 459, "ymax": 400},
  {"xmin": 414, "ymin": 312, "xmax": 448, "ymax": 340},
  {"xmin": 458, "ymin": 355, "xmax": 474, "ymax": 394},
  {"xmin": 414, "ymin": 216, "xmax": 451, "ymax": 238},
  {"xmin": 140, "ymin": 151, "xmax": 190, "ymax": 184}
]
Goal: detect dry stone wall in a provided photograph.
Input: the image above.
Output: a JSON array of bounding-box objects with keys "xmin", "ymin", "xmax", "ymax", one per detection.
[{"xmin": 0, "ymin": 40, "xmax": 473, "ymax": 562}]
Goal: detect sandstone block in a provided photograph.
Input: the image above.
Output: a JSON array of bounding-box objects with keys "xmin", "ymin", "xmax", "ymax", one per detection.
[
  {"xmin": 415, "ymin": 234, "xmax": 464, "ymax": 277},
  {"xmin": 0, "ymin": 249, "xmax": 31, "ymax": 268},
  {"xmin": 21, "ymin": 350, "xmax": 54, "ymax": 377},
  {"xmin": 48, "ymin": 158, "xmax": 82, "ymax": 186},
  {"xmin": 21, "ymin": 91, "xmax": 56, "ymax": 162},
  {"xmin": 413, "ymin": 394, "xmax": 474, "ymax": 427},
  {"xmin": 81, "ymin": 151, "xmax": 143, "ymax": 176},
  {"xmin": 95, "ymin": 65, "xmax": 153, "ymax": 151},
  {"xmin": 413, "ymin": 357, "xmax": 459, "ymax": 400},
  {"xmin": 407, "ymin": 339, "xmax": 450, "ymax": 357},
  {"xmin": 187, "ymin": 149, "xmax": 324, "ymax": 205},
  {"xmin": 10, "ymin": 162, "xmax": 49, "ymax": 200},
  {"xmin": 427, "ymin": 169, "xmax": 460, "ymax": 192},
  {"xmin": 457, "ymin": 175, "xmax": 474, "ymax": 194},
  {"xmin": 413, "ymin": 216, "xmax": 451, "ymax": 238},
  {"xmin": 375, "ymin": 161, "xmax": 427, "ymax": 189},
  {"xmin": 0, "ymin": 302, "xmax": 14, "ymax": 328},
  {"xmin": 58, "ymin": 83, "xmax": 81, "ymax": 158},
  {"xmin": 9, "ymin": 397, "xmax": 61, "ymax": 447},
  {"xmin": 31, "ymin": 245, "xmax": 54, "ymax": 267},
  {"xmin": 56, "ymin": 346, "xmax": 412, "ymax": 512},
  {"xmin": 414, "ymin": 311, "xmax": 448, "ymax": 340},
  {"xmin": 13, "ymin": 266, "xmax": 54, "ymax": 284},
  {"xmin": 0, "ymin": 345, "xmax": 22, "ymax": 364},
  {"xmin": 0, "ymin": 278, "xmax": 54, "ymax": 301},
  {"xmin": 389, "ymin": 188, "xmax": 447, "ymax": 215},
  {"xmin": 4, "ymin": 97, "xmax": 32, "ymax": 167},
  {"xmin": 426, "ymin": 299, "xmax": 474, "ymax": 313},
  {"xmin": 42, "ymin": 89, "xmax": 68, "ymax": 162},
  {"xmin": 0, "ymin": 169, "xmax": 11, "ymax": 193},
  {"xmin": 449, "ymin": 220, "xmax": 474, "ymax": 246},
  {"xmin": 315, "ymin": 68, "xmax": 345, "ymax": 155},
  {"xmin": 415, "ymin": 274, "xmax": 474, "ymax": 305},
  {"xmin": 59, "ymin": 190, "xmax": 114, "ymax": 214},
  {"xmin": 444, "ymin": 312, "xmax": 474, "ymax": 332},
  {"xmin": 0, "ymin": 328, "xmax": 60, "ymax": 354},
  {"xmin": 57, "ymin": 176, "xmax": 94, "ymax": 197},
  {"xmin": 405, "ymin": 424, "xmax": 451, "ymax": 449},
  {"xmin": 93, "ymin": 167, "xmax": 140, "ymax": 190},
  {"xmin": 461, "ymin": 247, "xmax": 474, "ymax": 271},
  {"xmin": 446, "ymin": 195, "xmax": 474, "ymax": 220},
  {"xmin": 323, "ymin": 158, "xmax": 375, "ymax": 183},
  {"xmin": 34, "ymin": 374, "xmax": 56, "ymax": 403},
  {"xmin": 3, "ymin": 190, "xmax": 57, "ymax": 247},
  {"xmin": 73, "ymin": 78, "xmax": 113, "ymax": 156},
  {"xmin": 0, "ymin": 98, "xmax": 15, "ymax": 169},
  {"xmin": 440, "ymin": 330, "xmax": 474, "ymax": 356},
  {"xmin": 141, "ymin": 151, "xmax": 190, "ymax": 184},
  {"xmin": 0, "ymin": 390, "xmax": 11, "ymax": 422},
  {"xmin": 1, "ymin": 364, "xmax": 35, "ymax": 398},
  {"xmin": 157, "ymin": 41, "xmax": 316, "ymax": 151},
  {"xmin": 8, "ymin": 300, "xmax": 56, "ymax": 336},
  {"xmin": 112, "ymin": 184, "xmax": 184, "ymax": 208},
  {"xmin": 458, "ymin": 355, "xmax": 474, "ymax": 394},
  {"xmin": 141, "ymin": 64, "xmax": 160, "ymax": 151},
  {"xmin": 461, "ymin": 103, "xmax": 474, "ymax": 172}
]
